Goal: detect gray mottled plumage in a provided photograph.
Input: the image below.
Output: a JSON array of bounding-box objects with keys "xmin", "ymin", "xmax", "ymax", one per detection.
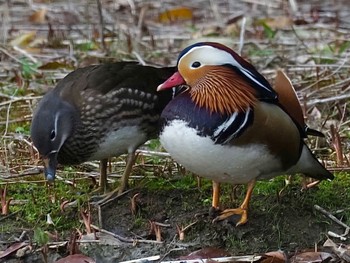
[{"xmin": 31, "ymin": 62, "xmax": 175, "ymax": 190}]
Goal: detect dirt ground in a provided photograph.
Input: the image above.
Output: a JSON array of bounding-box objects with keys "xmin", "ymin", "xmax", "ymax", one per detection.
[
  {"xmin": 2, "ymin": 177, "xmax": 347, "ymax": 262},
  {"xmin": 88, "ymin": 186, "xmax": 340, "ymax": 261}
]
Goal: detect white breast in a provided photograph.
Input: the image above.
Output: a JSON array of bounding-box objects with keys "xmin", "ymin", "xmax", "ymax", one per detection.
[
  {"xmin": 160, "ymin": 120, "xmax": 284, "ymax": 184},
  {"xmin": 89, "ymin": 126, "xmax": 147, "ymax": 160}
]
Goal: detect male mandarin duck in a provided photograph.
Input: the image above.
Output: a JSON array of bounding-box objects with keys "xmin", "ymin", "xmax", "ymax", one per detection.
[
  {"xmin": 211, "ymin": 69, "xmax": 326, "ymax": 212},
  {"xmin": 157, "ymin": 42, "xmax": 333, "ymax": 226},
  {"xmin": 31, "ymin": 62, "xmax": 175, "ymax": 204}
]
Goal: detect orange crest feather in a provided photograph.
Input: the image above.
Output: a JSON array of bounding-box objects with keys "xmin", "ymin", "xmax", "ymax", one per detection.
[{"xmin": 189, "ymin": 66, "xmax": 257, "ymax": 114}]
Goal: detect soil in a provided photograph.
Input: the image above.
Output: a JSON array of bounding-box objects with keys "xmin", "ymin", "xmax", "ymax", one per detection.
[
  {"xmin": 76, "ymin": 181, "xmax": 345, "ymax": 262},
  {"xmin": 0, "ymin": 175, "xmax": 347, "ymax": 262}
]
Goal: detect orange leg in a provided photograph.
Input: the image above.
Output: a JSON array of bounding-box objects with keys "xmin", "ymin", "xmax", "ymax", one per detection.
[
  {"xmin": 213, "ymin": 179, "xmax": 256, "ymax": 226},
  {"xmin": 212, "ymin": 181, "xmax": 220, "ymax": 209}
]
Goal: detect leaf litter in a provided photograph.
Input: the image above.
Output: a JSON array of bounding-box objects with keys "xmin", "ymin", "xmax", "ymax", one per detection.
[{"xmin": 0, "ymin": 0, "xmax": 350, "ymax": 262}]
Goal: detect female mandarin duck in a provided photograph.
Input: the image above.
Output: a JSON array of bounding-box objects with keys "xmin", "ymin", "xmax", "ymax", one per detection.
[
  {"xmin": 31, "ymin": 62, "xmax": 175, "ymax": 204},
  {"xmin": 157, "ymin": 42, "xmax": 333, "ymax": 226}
]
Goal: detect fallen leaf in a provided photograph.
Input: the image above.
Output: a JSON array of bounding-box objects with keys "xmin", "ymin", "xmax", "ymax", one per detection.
[
  {"xmin": 255, "ymin": 17, "xmax": 293, "ymax": 29},
  {"xmin": 10, "ymin": 31, "xmax": 36, "ymax": 47},
  {"xmin": 261, "ymin": 251, "xmax": 287, "ymax": 263},
  {"xmin": 0, "ymin": 242, "xmax": 28, "ymax": 259},
  {"xmin": 54, "ymin": 254, "xmax": 96, "ymax": 263},
  {"xmin": 38, "ymin": 61, "xmax": 74, "ymax": 70},
  {"xmin": 29, "ymin": 9, "xmax": 47, "ymax": 23},
  {"xmin": 158, "ymin": 7, "xmax": 193, "ymax": 23},
  {"xmin": 324, "ymin": 239, "xmax": 350, "ymax": 262},
  {"xmin": 290, "ymin": 251, "xmax": 334, "ymax": 262}
]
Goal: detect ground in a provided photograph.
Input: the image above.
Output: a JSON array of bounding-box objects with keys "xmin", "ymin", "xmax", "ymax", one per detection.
[
  {"xmin": 2, "ymin": 172, "xmax": 349, "ymax": 262},
  {"xmin": 0, "ymin": 0, "xmax": 350, "ymax": 262}
]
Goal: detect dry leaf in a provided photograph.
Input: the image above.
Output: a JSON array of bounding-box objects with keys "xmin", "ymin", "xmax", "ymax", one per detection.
[
  {"xmin": 261, "ymin": 251, "xmax": 287, "ymax": 263},
  {"xmin": 324, "ymin": 238, "xmax": 350, "ymax": 261},
  {"xmin": 255, "ymin": 17, "xmax": 293, "ymax": 29},
  {"xmin": 158, "ymin": 7, "xmax": 193, "ymax": 23},
  {"xmin": 54, "ymin": 254, "xmax": 95, "ymax": 263},
  {"xmin": 29, "ymin": 9, "xmax": 47, "ymax": 24},
  {"xmin": 10, "ymin": 31, "xmax": 36, "ymax": 47},
  {"xmin": 290, "ymin": 251, "xmax": 333, "ymax": 262},
  {"xmin": 38, "ymin": 61, "xmax": 74, "ymax": 70},
  {"xmin": 0, "ymin": 242, "xmax": 28, "ymax": 260}
]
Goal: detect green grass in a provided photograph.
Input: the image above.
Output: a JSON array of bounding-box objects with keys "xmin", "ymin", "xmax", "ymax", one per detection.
[{"xmin": 1, "ymin": 176, "xmax": 91, "ymax": 233}]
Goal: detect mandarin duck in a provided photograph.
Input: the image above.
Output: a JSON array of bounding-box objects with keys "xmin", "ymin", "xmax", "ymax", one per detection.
[
  {"xmin": 31, "ymin": 62, "xmax": 175, "ymax": 203},
  {"xmin": 157, "ymin": 42, "xmax": 333, "ymax": 226},
  {"xmin": 211, "ymin": 69, "xmax": 326, "ymax": 210}
]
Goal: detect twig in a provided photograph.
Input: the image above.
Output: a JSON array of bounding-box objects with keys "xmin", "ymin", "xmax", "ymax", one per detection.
[
  {"xmin": 119, "ymin": 255, "xmax": 160, "ymax": 263},
  {"xmin": 307, "ymin": 93, "xmax": 350, "ymax": 107},
  {"xmin": 0, "ymin": 210, "xmax": 20, "ymax": 222},
  {"xmin": 160, "ymin": 255, "xmax": 262, "ymax": 263},
  {"xmin": 12, "ymin": 45, "xmax": 39, "ymax": 64},
  {"xmin": 241, "ymin": 0, "xmax": 279, "ymax": 8},
  {"xmin": 314, "ymin": 205, "xmax": 350, "ymax": 230},
  {"xmin": 238, "ymin": 16, "xmax": 246, "ymax": 56},
  {"xmin": 89, "ymin": 223, "xmax": 163, "ymax": 244},
  {"xmin": 209, "ymin": 0, "xmax": 221, "ymax": 22},
  {"xmin": 330, "ymin": 124, "xmax": 344, "ymax": 165},
  {"xmin": 328, "ymin": 230, "xmax": 348, "ymax": 241},
  {"xmin": 132, "ymin": 51, "xmax": 146, "ymax": 65},
  {"xmin": 288, "ymin": 0, "xmax": 298, "ymax": 13},
  {"xmin": 95, "ymin": 0, "xmax": 106, "ymax": 52},
  {"xmin": 0, "ymin": 46, "xmax": 24, "ymax": 64},
  {"xmin": 136, "ymin": 149, "xmax": 171, "ymax": 157},
  {"xmin": 176, "ymin": 221, "xmax": 197, "ymax": 241},
  {"xmin": 301, "ymin": 54, "xmax": 349, "ymax": 94},
  {"xmin": 0, "ymin": 96, "xmax": 42, "ymax": 107}
]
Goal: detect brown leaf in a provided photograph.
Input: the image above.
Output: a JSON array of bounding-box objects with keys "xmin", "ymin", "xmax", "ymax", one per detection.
[
  {"xmin": 158, "ymin": 7, "xmax": 193, "ymax": 23},
  {"xmin": 54, "ymin": 254, "xmax": 95, "ymax": 263},
  {"xmin": 0, "ymin": 242, "xmax": 28, "ymax": 259},
  {"xmin": 261, "ymin": 251, "xmax": 287, "ymax": 263},
  {"xmin": 38, "ymin": 61, "xmax": 74, "ymax": 70},
  {"xmin": 290, "ymin": 251, "xmax": 333, "ymax": 262},
  {"xmin": 29, "ymin": 9, "xmax": 47, "ymax": 24},
  {"xmin": 324, "ymin": 239, "xmax": 350, "ymax": 262},
  {"xmin": 255, "ymin": 17, "xmax": 293, "ymax": 29}
]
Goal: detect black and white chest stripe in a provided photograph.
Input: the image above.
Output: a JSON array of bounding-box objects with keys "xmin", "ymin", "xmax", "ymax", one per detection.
[
  {"xmin": 161, "ymin": 93, "xmax": 254, "ymax": 145},
  {"xmin": 212, "ymin": 108, "xmax": 253, "ymax": 144}
]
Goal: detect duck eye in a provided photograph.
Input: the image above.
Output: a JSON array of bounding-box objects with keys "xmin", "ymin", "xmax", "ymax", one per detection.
[
  {"xmin": 50, "ymin": 130, "xmax": 56, "ymax": 140},
  {"xmin": 191, "ymin": 61, "xmax": 201, "ymax": 68}
]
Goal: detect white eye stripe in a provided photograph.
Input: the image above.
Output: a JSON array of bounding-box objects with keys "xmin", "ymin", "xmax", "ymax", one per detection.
[
  {"xmin": 179, "ymin": 45, "xmax": 271, "ymax": 93},
  {"xmin": 53, "ymin": 112, "xmax": 60, "ymax": 138}
]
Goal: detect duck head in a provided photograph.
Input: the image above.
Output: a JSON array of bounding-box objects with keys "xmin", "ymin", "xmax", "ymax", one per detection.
[
  {"xmin": 31, "ymin": 92, "xmax": 78, "ymax": 181},
  {"xmin": 158, "ymin": 42, "xmax": 277, "ymax": 114}
]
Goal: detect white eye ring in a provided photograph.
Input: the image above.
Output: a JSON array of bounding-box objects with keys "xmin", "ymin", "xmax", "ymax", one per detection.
[{"xmin": 191, "ymin": 61, "xmax": 201, "ymax": 68}]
